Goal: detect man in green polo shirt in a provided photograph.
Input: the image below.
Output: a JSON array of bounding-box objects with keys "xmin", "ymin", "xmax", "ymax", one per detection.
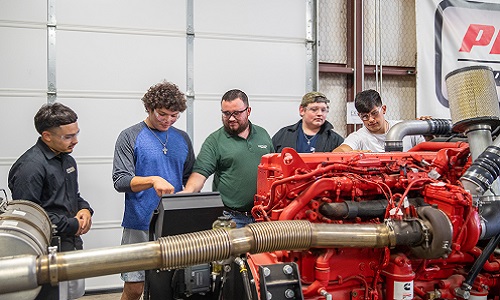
[{"xmin": 182, "ymin": 89, "xmax": 274, "ymax": 227}]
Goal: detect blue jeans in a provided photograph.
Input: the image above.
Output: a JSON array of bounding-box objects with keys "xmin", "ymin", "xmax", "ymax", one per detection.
[{"xmin": 223, "ymin": 210, "xmax": 254, "ymax": 228}]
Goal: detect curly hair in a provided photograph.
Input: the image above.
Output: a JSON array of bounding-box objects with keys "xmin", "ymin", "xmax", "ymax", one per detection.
[
  {"xmin": 34, "ymin": 102, "xmax": 78, "ymax": 134},
  {"xmin": 142, "ymin": 81, "xmax": 187, "ymax": 112}
]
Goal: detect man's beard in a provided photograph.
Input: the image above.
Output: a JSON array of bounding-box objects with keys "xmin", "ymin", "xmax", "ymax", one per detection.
[{"xmin": 223, "ymin": 119, "xmax": 249, "ymax": 136}]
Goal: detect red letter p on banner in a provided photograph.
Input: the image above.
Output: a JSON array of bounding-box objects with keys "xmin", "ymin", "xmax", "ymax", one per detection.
[{"xmin": 459, "ymin": 24, "xmax": 495, "ymax": 53}]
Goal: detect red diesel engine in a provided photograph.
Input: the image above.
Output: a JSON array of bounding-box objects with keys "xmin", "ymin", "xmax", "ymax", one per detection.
[
  {"xmin": 247, "ymin": 143, "xmax": 500, "ymax": 300},
  {"xmin": 242, "ymin": 65, "xmax": 500, "ymax": 300}
]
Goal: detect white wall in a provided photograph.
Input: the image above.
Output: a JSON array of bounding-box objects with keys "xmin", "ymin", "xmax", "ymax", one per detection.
[{"xmin": 0, "ymin": 0, "xmax": 307, "ymax": 291}]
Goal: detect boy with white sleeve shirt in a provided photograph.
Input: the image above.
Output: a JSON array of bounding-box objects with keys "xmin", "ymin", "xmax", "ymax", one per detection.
[{"xmin": 333, "ymin": 89, "xmax": 424, "ymax": 153}]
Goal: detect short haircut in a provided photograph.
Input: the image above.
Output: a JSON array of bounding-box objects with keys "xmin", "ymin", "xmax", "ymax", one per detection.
[
  {"xmin": 221, "ymin": 89, "xmax": 249, "ymax": 106},
  {"xmin": 34, "ymin": 102, "xmax": 78, "ymax": 134},
  {"xmin": 301, "ymin": 91, "xmax": 330, "ymax": 108},
  {"xmin": 142, "ymin": 81, "xmax": 187, "ymax": 112},
  {"xmin": 354, "ymin": 89, "xmax": 383, "ymax": 113}
]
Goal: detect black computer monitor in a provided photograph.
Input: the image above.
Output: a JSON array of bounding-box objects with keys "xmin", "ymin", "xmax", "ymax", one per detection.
[
  {"xmin": 152, "ymin": 192, "xmax": 224, "ymax": 238},
  {"xmin": 146, "ymin": 192, "xmax": 224, "ymax": 300}
]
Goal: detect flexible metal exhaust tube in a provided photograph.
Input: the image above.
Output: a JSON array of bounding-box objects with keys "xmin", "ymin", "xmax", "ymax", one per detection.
[
  {"xmin": 0, "ymin": 219, "xmax": 425, "ymax": 295},
  {"xmin": 0, "ymin": 204, "xmax": 453, "ymax": 298},
  {"xmin": 384, "ymin": 119, "xmax": 452, "ymax": 152},
  {"xmin": 36, "ymin": 221, "xmax": 429, "ymax": 282}
]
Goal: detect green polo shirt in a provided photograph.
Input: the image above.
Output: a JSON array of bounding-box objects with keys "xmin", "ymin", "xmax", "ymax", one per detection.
[{"xmin": 193, "ymin": 123, "xmax": 274, "ymax": 211}]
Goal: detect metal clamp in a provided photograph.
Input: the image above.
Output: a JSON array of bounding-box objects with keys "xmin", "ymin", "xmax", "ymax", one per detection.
[{"xmin": 48, "ymin": 246, "xmax": 58, "ymax": 286}]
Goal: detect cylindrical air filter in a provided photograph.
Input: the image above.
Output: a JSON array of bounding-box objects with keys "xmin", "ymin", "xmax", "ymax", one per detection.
[{"xmin": 445, "ymin": 65, "xmax": 500, "ymax": 132}]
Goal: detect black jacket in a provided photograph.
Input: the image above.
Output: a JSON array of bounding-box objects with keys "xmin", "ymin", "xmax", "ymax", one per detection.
[{"xmin": 272, "ymin": 120, "xmax": 344, "ymax": 153}]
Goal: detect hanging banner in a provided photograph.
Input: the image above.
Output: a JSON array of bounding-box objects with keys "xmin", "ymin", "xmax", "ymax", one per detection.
[{"xmin": 416, "ymin": 0, "xmax": 500, "ymax": 118}]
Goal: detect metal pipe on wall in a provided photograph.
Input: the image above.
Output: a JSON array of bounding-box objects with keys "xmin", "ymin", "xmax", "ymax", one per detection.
[
  {"xmin": 186, "ymin": 0, "xmax": 195, "ymax": 141},
  {"xmin": 378, "ymin": 0, "xmax": 382, "ymax": 92},
  {"xmin": 47, "ymin": 0, "xmax": 57, "ymax": 103},
  {"xmin": 374, "ymin": 0, "xmax": 382, "ymax": 93},
  {"xmin": 355, "ymin": 0, "xmax": 364, "ymax": 92},
  {"xmin": 306, "ymin": 0, "xmax": 318, "ymax": 91},
  {"xmin": 374, "ymin": 0, "xmax": 378, "ymax": 91}
]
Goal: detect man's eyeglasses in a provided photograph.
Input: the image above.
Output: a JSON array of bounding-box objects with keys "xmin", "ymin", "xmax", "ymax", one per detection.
[
  {"xmin": 154, "ymin": 110, "xmax": 180, "ymax": 122},
  {"xmin": 358, "ymin": 106, "xmax": 383, "ymax": 121},
  {"xmin": 305, "ymin": 106, "xmax": 329, "ymax": 114},
  {"xmin": 221, "ymin": 107, "xmax": 248, "ymax": 119},
  {"xmin": 53, "ymin": 131, "xmax": 80, "ymax": 141}
]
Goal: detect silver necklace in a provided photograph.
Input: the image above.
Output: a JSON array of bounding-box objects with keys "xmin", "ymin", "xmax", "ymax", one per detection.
[
  {"xmin": 303, "ymin": 131, "xmax": 316, "ymax": 145},
  {"xmin": 145, "ymin": 123, "xmax": 168, "ymax": 154}
]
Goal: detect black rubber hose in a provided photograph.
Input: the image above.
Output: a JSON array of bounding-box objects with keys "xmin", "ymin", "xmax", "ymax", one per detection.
[
  {"xmin": 428, "ymin": 119, "xmax": 453, "ymax": 135},
  {"xmin": 479, "ymin": 201, "xmax": 500, "ymax": 239},
  {"xmin": 461, "ymin": 145, "xmax": 500, "ymax": 192},
  {"xmin": 463, "ymin": 233, "xmax": 500, "ymax": 289},
  {"xmin": 319, "ymin": 200, "xmax": 387, "ymax": 220}
]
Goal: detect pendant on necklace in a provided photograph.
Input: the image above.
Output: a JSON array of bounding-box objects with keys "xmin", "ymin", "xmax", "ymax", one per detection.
[
  {"xmin": 307, "ymin": 141, "xmax": 310, "ymax": 145},
  {"xmin": 162, "ymin": 147, "xmax": 168, "ymax": 154}
]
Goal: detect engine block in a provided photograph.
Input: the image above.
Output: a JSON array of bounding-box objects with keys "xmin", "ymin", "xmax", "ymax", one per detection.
[{"xmin": 248, "ymin": 142, "xmax": 500, "ymax": 300}]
